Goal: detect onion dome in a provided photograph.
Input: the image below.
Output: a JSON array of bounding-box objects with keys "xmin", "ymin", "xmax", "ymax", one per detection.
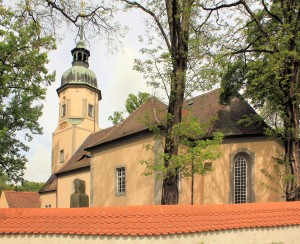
[{"xmin": 60, "ymin": 25, "xmax": 98, "ymax": 89}]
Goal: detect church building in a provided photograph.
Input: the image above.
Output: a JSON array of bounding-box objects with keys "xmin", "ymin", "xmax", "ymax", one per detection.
[{"xmin": 39, "ymin": 31, "xmax": 284, "ymax": 208}]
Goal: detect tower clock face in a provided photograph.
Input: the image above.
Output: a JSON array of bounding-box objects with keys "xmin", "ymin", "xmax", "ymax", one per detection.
[{"xmin": 68, "ymin": 118, "xmax": 84, "ymax": 125}]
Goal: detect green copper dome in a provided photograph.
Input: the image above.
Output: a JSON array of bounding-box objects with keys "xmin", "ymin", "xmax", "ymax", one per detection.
[
  {"xmin": 61, "ymin": 64, "xmax": 98, "ymax": 88},
  {"xmin": 61, "ymin": 34, "xmax": 98, "ymax": 89}
]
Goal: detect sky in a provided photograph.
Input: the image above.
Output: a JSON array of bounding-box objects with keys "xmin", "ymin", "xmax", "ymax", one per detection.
[{"xmin": 23, "ymin": 8, "xmax": 155, "ymax": 182}]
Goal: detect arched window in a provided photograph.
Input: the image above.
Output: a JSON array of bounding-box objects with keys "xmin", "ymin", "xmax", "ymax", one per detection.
[
  {"xmin": 231, "ymin": 150, "xmax": 254, "ymax": 204},
  {"xmin": 234, "ymin": 156, "xmax": 247, "ymax": 203},
  {"xmin": 78, "ymin": 52, "xmax": 82, "ymax": 61}
]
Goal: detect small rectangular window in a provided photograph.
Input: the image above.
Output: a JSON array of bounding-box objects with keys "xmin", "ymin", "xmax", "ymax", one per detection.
[
  {"xmin": 116, "ymin": 167, "xmax": 126, "ymax": 195},
  {"xmin": 204, "ymin": 162, "xmax": 213, "ymax": 171},
  {"xmin": 60, "ymin": 150, "xmax": 64, "ymax": 163},
  {"xmin": 61, "ymin": 104, "xmax": 66, "ymax": 118},
  {"xmin": 88, "ymin": 104, "xmax": 94, "ymax": 117}
]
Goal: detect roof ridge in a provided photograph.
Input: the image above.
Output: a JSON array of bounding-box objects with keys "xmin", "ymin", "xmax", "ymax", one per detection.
[
  {"xmin": 185, "ymin": 88, "xmax": 220, "ymax": 102},
  {"xmin": 4, "ymin": 191, "xmax": 39, "ymax": 194}
]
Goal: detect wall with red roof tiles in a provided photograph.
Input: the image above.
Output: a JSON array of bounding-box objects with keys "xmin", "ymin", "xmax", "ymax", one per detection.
[{"xmin": 0, "ymin": 202, "xmax": 300, "ymax": 243}]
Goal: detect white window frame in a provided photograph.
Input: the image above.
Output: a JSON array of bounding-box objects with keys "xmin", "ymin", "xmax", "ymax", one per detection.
[{"xmin": 115, "ymin": 166, "xmax": 126, "ymax": 195}]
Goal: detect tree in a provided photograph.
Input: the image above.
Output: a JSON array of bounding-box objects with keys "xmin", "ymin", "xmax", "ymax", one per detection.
[
  {"xmin": 141, "ymin": 113, "xmax": 223, "ymax": 205},
  {"xmin": 121, "ymin": 0, "xmax": 219, "ymax": 204},
  {"xmin": 202, "ymin": 0, "xmax": 300, "ymax": 200},
  {"xmin": 126, "ymin": 92, "xmax": 150, "ymax": 114},
  {"xmin": 0, "ymin": 174, "xmax": 14, "ymax": 193},
  {"xmin": 108, "ymin": 111, "xmax": 125, "ymax": 125},
  {"xmin": 0, "ymin": 0, "xmax": 124, "ymax": 184},
  {"xmin": 0, "ymin": 5, "xmax": 55, "ymax": 184},
  {"xmin": 108, "ymin": 92, "xmax": 150, "ymax": 125},
  {"xmin": 0, "ymin": 173, "xmax": 44, "ymax": 193},
  {"xmin": 17, "ymin": 180, "xmax": 45, "ymax": 192}
]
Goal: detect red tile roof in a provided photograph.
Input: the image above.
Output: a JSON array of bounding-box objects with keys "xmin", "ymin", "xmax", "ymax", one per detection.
[
  {"xmin": 0, "ymin": 202, "xmax": 299, "ymax": 235},
  {"xmin": 2, "ymin": 191, "xmax": 40, "ymax": 208}
]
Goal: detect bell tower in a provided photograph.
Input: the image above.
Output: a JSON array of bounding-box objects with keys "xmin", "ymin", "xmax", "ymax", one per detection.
[{"xmin": 51, "ymin": 23, "xmax": 101, "ymax": 174}]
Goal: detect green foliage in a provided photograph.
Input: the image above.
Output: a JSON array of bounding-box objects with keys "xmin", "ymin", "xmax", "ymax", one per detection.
[
  {"xmin": 17, "ymin": 180, "xmax": 45, "ymax": 192},
  {"xmin": 0, "ymin": 5, "xmax": 56, "ymax": 184},
  {"xmin": 108, "ymin": 92, "xmax": 150, "ymax": 125},
  {"xmin": 220, "ymin": 58, "xmax": 247, "ymax": 105},
  {"xmin": 0, "ymin": 173, "xmax": 44, "ymax": 193},
  {"xmin": 0, "ymin": 173, "xmax": 14, "ymax": 193},
  {"xmin": 141, "ymin": 113, "xmax": 223, "ymax": 179},
  {"xmin": 260, "ymin": 153, "xmax": 295, "ymax": 199},
  {"xmin": 214, "ymin": 0, "xmax": 300, "ymax": 199},
  {"xmin": 108, "ymin": 111, "xmax": 125, "ymax": 125},
  {"xmin": 125, "ymin": 92, "xmax": 150, "ymax": 114},
  {"xmin": 123, "ymin": 0, "xmax": 226, "ymax": 203}
]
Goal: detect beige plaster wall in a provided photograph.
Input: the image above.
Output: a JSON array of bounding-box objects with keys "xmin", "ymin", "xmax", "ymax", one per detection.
[
  {"xmin": 1, "ymin": 225, "xmax": 299, "ymax": 243},
  {"xmin": 90, "ymin": 135, "xmax": 284, "ymax": 207},
  {"xmin": 40, "ymin": 192, "xmax": 57, "ymax": 208},
  {"xmin": 0, "ymin": 192, "xmax": 8, "ymax": 208},
  {"xmin": 52, "ymin": 86, "xmax": 100, "ymax": 174},
  {"xmin": 179, "ymin": 137, "xmax": 284, "ymax": 205},
  {"xmin": 57, "ymin": 170, "xmax": 90, "ymax": 208},
  {"xmin": 91, "ymin": 133, "xmax": 157, "ymax": 207}
]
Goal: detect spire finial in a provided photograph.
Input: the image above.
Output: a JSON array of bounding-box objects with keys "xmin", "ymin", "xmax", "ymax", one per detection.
[
  {"xmin": 79, "ymin": 0, "xmax": 85, "ymax": 41},
  {"xmin": 80, "ymin": 0, "xmax": 85, "ymax": 15}
]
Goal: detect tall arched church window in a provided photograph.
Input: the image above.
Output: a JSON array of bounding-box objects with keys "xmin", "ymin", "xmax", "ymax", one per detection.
[
  {"xmin": 234, "ymin": 156, "xmax": 247, "ymax": 203},
  {"xmin": 231, "ymin": 150, "xmax": 254, "ymax": 204}
]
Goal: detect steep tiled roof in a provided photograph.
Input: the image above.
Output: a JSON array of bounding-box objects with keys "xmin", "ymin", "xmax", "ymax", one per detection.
[
  {"xmin": 88, "ymin": 97, "xmax": 167, "ymax": 149},
  {"xmin": 54, "ymin": 89, "xmax": 266, "ymax": 176},
  {"xmin": 185, "ymin": 89, "xmax": 266, "ymax": 136},
  {"xmin": 2, "ymin": 191, "xmax": 40, "ymax": 208},
  {"xmin": 39, "ymin": 175, "xmax": 57, "ymax": 194},
  {"xmin": 88, "ymin": 89, "xmax": 266, "ymax": 150},
  {"xmin": 0, "ymin": 202, "xmax": 299, "ymax": 235}
]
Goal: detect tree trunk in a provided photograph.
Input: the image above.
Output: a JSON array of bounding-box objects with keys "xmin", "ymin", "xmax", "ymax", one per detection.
[
  {"xmin": 285, "ymin": 62, "xmax": 300, "ymax": 201},
  {"xmin": 161, "ymin": 0, "xmax": 192, "ymax": 205}
]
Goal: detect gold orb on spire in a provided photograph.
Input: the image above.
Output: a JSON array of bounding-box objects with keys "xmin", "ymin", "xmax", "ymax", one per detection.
[{"xmin": 80, "ymin": 0, "xmax": 86, "ymax": 16}]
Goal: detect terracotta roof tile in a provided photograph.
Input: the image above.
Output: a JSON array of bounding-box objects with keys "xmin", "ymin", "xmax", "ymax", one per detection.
[
  {"xmin": 1, "ymin": 191, "xmax": 41, "ymax": 208},
  {"xmin": 0, "ymin": 202, "xmax": 299, "ymax": 235}
]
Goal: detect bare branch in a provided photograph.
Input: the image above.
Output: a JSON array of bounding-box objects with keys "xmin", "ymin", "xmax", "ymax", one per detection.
[
  {"xmin": 231, "ymin": 49, "xmax": 274, "ymax": 55},
  {"xmin": 154, "ymin": 58, "xmax": 170, "ymax": 100},
  {"xmin": 121, "ymin": 0, "xmax": 171, "ymax": 52},
  {"xmin": 44, "ymin": 0, "xmax": 112, "ymax": 26},
  {"xmin": 201, "ymin": 0, "xmax": 270, "ymax": 41},
  {"xmin": 262, "ymin": 0, "xmax": 282, "ymax": 24}
]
